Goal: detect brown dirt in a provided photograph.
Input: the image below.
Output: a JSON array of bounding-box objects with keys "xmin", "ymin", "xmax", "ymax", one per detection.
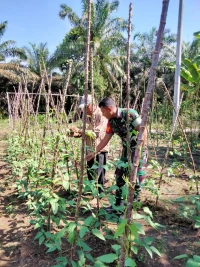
[{"xmin": 0, "ymin": 125, "xmax": 200, "ymax": 267}]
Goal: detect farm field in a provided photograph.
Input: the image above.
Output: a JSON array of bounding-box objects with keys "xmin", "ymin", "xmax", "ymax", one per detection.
[
  {"xmin": 0, "ymin": 0, "xmax": 200, "ymax": 266},
  {"xmin": 0, "ymin": 120, "xmax": 200, "ymax": 267}
]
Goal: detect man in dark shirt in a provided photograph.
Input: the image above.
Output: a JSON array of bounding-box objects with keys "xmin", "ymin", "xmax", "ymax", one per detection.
[{"xmin": 86, "ymin": 97, "xmax": 148, "ymax": 212}]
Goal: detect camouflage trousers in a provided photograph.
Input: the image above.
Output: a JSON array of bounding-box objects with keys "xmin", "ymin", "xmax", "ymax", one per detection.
[{"xmin": 115, "ymin": 146, "xmax": 148, "ymax": 205}]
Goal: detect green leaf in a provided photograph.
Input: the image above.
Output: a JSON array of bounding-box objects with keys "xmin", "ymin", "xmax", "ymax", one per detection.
[
  {"xmin": 129, "ymin": 224, "xmax": 139, "ymax": 240},
  {"xmin": 146, "ymin": 216, "xmax": 164, "ymax": 230},
  {"xmin": 50, "ymin": 199, "xmax": 59, "ymax": 215},
  {"xmin": 84, "ymin": 216, "xmax": 94, "ymax": 226},
  {"xmin": 39, "ymin": 235, "xmax": 45, "ymax": 245},
  {"xmin": 134, "ymin": 222, "xmax": 145, "ymax": 235},
  {"xmin": 144, "ymin": 245, "xmax": 153, "ymax": 258},
  {"xmin": 143, "ymin": 206, "xmax": 153, "ymax": 218},
  {"xmin": 196, "ymin": 201, "xmax": 200, "ymax": 211},
  {"xmin": 114, "ymin": 219, "xmax": 127, "ymax": 238},
  {"xmin": 78, "ymin": 250, "xmax": 85, "ymax": 265},
  {"xmin": 186, "ymin": 258, "xmax": 200, "ymax": 267},
  {"xmin": 68, "ymin": 222, "xmax": 76, "ymax": 232},
  {"xmin": 34, "ymin": 222, "xmax": 42, "ymax": 229},
  {"xmin": 107, "ymin": 185, "xmax": 119, "ymax": 192},
  {"xmin": 78, "ymin": 240, "xmax": 92, "ymax": 251},
  {"xmin": 92, "ymin": 229, "xmax": 105, "ymax": 241},
  {"xmin": 79, "ymin": 225, "xmax": 89, "ymax": 238},
  {"xmin": 97, "ymin": 253, "xmax": 117, "ymax": 263},
  {"xmin": 45, "ymin": 231, "xmax": 53, "ymax": 239},
  {"xmin": 71, "ymin": 260, "xmax": 78, "ymax": 267},
  {"xmin": 86, "ymin": 253, "xmax": 95, "ymax": 263},
  {"xmin": 56, "ymin": 229, "xmax": 66, "ymax": 240},
  {"xmin": 94, "ymin": 260, "xmax": 107, "ymax": 267},
  {"xmin": 131, "ymin": 246, "xmax": 138, "ymax": 254},
  {"xmin": 194, "ymin": 222, "xmax": 200, "ymax": 228},
  {"xmin": 34, "ymin": 231, "xmax": 44, "ymax": 240},
  {"xmin": 194, "ymin": 31, "xmax": 200, "ymax": 39},
  {"xmin": 193, "ymin": 255, "xmax": 200, "ymax": 263},
  {"xmin": 62, "ymin": 180, "xmax": 69, "ymax": 191},
  {"xmin": 138, "ymin": 170, "xmax": 146, "ymax": 176},
  {"xmin": 173, "ymin": 254, "xmax": 188, "ymax": 260},
  {"xmin": 46, "ymin": 244, "xmax": 57, "ymax": 253},
  {"xmin": 68, "ymin": 231, "xmax": 76, "ymax": 244},
  {"xmin": 111, "ymin": 244, "xmax": 121, "ymax": 254},
  {"xmin": 91, "ymin": 164, "xmax": 99, "ymax": 169},
  {"xmin": 125, "ymin": 257, "xmax": 136, "ymax": 266},
  {"xmin": 192, "ymin": 56, "xmax": 200, "ymax": 67},
  {"xmin": 181, "ymin": 67, "xmax": 194, "ymax": 83},
  {"xmin": 53, "ymin": 256, "xmax": 68, "ymax": 267},
  {"xmin": 150, "ymin": 246, "xmax": 161, "ymax": 256},
  {"xmin": 144, "ymin": 236, "xmax": 154, "ymax": 245}
]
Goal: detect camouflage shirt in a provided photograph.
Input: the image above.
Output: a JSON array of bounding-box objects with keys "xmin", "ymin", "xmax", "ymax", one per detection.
[{"xmin": 106, "ymin": 108, "xmax": 141, "ymax": 154}]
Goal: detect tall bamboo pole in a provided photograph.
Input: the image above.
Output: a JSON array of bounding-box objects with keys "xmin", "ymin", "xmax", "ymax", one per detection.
[
  {"xmin": 119, "ymin": 1, "xmax": 170, "ymax": 266},
  {"xmin": 61, "ymin": 60, "xmax": 73, "ymax": 114},
  {"xmin": 71, "ymin": 0, "xmax": 92, "ymax": 259},
  {"xmin": 125, "ymin": 3, "xmax": 132, "ymax": 168},
  {"xmin": 119, "ymin": 4, "xmax": 133, "ymax": 265},
  {"xmin": 75, "ymin": 0, "xmax": 91, "ymax": 220},
  {"xmin": 173, "ymin": 0, "xmax": 184, "ymax": 124}
]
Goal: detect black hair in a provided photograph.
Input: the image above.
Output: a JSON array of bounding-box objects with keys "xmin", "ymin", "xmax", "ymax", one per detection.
[{"xmin": 98, "ymin": 97, "xmax": 116, "ymax": 108}]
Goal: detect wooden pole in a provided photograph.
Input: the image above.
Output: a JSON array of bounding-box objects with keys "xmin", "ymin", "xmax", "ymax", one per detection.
[
  {"xmin": 173, "ymin": 0, "xmax": 184, "ymax": 124},
  {"xmin": 119, "ymin": 1, "xmax": 170, "ymax": 266}
]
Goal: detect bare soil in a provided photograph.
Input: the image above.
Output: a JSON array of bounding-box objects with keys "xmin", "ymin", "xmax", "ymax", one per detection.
[{"xmin": 0, "ymin": 125, "xmax": 200, "ymax": 267}]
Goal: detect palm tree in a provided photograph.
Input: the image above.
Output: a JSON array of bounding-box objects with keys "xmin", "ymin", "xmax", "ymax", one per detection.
[
  {"xmin": 133, "ymin": 27, "xmax": 176, "ymax": 70},
  {"xmin": 23, "ymin": 42, "xmax": 50, "ymax": 76},
  {"xmin": 50, "ymin": 0, "xmax": 128, "ymax": 96},
  {"xmin": 0, "ymin": 21, "xmax": 36, "ymax": 85},
  {"xmin": 130, "ymin": 28, "xmax": 177, "ymax": 99},
  {"xmin": 0, "ymin": 21, "xmax": 26, "ymax": 62},
  {"xmin": 184, "ymin": 31, "xmax": 200, "ymax": 60}
]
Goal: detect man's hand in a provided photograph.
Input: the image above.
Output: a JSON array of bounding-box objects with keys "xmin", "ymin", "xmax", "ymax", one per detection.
[
  {"xmin": 86, "ymin": 151, "xmax": 95, "ymax": 162},
  {"xmin": 69, "ymin": 126, "xmax": 82, "ymax": 137},
  {"xmin": 69, "ymin": 126, "xmax": 80, "ymax": 132}
]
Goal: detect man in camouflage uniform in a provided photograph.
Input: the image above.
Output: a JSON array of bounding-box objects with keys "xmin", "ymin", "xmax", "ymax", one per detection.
[{"xmin": 86, "ymin": 97, "xmax": 148, "ymax": 212}]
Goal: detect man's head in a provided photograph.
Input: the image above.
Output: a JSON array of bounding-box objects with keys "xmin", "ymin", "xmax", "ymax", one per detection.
[
  {"xmin": 79, "ymin": 94, "xmax": 95, "ymax": 115},
  {"xmin": 98, "ymin": 97, "xmax": 117, "ymax": 119}
]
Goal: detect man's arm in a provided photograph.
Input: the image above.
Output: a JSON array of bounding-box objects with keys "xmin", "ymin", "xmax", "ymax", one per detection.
[{"xmin": 86, "ymin": 134, "xmax": 112, "ymax": 161}]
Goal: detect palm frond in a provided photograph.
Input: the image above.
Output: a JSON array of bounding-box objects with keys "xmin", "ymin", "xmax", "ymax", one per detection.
[
  {"xmin": 0, "ymin": 63, "xmax": 39, "ymax": 82},
  {"xmin": 0, "ymin": 21, "xmax": 8, "ymax": 38},
  {"xmin": 59, "ymin": 4, "xmax": 80, "ymax": 26},
  {"xmin": 109, "ymin": 0, "xmax": 119, "ymax": 12},
  {"xmin": 0, "ymin": 69, "xmax": 20, "ymax": 82}
]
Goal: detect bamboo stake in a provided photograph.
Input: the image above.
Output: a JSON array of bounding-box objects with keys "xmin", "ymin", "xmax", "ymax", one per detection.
[
  {"xmin": 133, "ymin": 90, "xmax": 141, "ymax": 110},
  {"xmin": 125, "ymin": 3, "xmax": 132, "ymax": 167},
  {"xmin": 156, "ymin": 92, "xmax": 184, "ymax": 205},
  {"xmin": 161, "ymin": 82, "xmax": 197, "ymax": 193},
  {"xmin": 61, "ymin": 60, "xmax": 73, "ymax": 114},
  {"xmin": 7, "ymin": 92, "xmax": 12, "ymax": 128},
  {"xmin": 71, "ymin": 0, "xmax": 92, "ymax": 259},
  {"xmin": 119, "ymin": 3, "xmax": 132, "ymax": 266},
  {"xmin": 120, "ymin": 1, "xmax": 170, "ymax": 266},
  {"xmin": 90, "ymin": 48, "xmax": 100, "ymax": 210}
]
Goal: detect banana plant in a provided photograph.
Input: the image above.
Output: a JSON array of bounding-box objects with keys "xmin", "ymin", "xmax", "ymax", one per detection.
[
  {"xmin": 180, "ymin": 55, "xmax": 200, "ymax": 93},
  {"xmin": 180, "ymin": 31, "xmax": 200, "ymax": 93}
]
